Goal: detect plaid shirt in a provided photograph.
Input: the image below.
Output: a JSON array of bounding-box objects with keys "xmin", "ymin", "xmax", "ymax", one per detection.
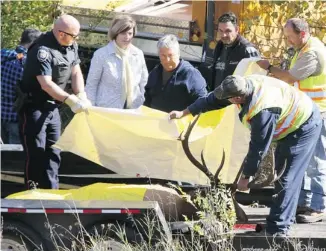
[{"xmin": 1, "ymin": 45, "xmax": 27, "ymax": 122}]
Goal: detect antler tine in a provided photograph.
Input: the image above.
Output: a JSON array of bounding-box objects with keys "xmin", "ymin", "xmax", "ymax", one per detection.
[
  {"xmin": 232, "ymin": 161, "xmax": 245, "ymax": 188},
  {"xmin": 213, "ymin": 149, "xmax": 225, "ymax": 183},
  {"xmin": 273, "ymin": 159, "xmax": 287, "ymax": 181},
  {"xmin": 200, "ymin": 149, "xmax": 224, "ymax": 185},
  {"xmin": 248, "ymin": 159, "xmax": 287, "ymax": 189},
  {"xmin": 180, "ymin": 114, "xmax": 201, "ymax": 141},
  {"xmin": 267, "ymin": 149, "xmax": 287, "ymax": 183},
  {"xmin": 233, "ymin": 199, "xmax": 248, "ymax": 223},
  {"xmin": 200, "ymin": 150, "xmax": 208, "ymax": 170},
  {"xmin": 230, "ymin": 162, "xmax": 249, "ymax": 223},
  {"xmin": 180, "ymin": 114, "xmax": 215, "ymax": 181}
]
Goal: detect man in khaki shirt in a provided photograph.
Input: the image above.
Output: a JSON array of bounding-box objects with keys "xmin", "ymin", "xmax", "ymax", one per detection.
[{"xmin": 258, "ymin": 18, "xmax": 326, "ymax": 223}]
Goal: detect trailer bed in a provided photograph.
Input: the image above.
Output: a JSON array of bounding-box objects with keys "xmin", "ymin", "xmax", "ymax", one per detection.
[{"xmin": 233, "ymin": 207, "xmax": 326, "ymax": 250}]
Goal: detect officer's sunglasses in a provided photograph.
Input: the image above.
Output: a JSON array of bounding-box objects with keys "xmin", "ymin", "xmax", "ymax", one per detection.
[{"xmin": 59, "ymin": 30, "xmax": 79, "ymax": 39}]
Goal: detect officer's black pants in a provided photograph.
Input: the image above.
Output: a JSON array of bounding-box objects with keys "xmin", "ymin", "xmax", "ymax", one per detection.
[{"xmin": 20, "ymin": 102, "xmax": 61, "ymax": 189}]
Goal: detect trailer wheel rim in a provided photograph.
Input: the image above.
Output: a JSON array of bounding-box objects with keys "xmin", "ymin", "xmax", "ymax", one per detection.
[{"xmin": 1, "ymin": 238, "xmax": 27, "ymax": 251}]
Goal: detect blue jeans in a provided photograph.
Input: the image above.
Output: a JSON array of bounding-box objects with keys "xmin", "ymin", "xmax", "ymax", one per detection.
[
  {"xmin": 20, "ymin": 102, "xmax": 61, "ymax": 189},
  {"xmin": 1, "ymin": 120, "xmax": 21, "ymax": 144},
  {"xmin": 298, "ymin": 114, "xmax": 326, "ymax": 212},
  {"xmin": 266, "ymin": 106, "xmax": 322, "ymax": 234}
]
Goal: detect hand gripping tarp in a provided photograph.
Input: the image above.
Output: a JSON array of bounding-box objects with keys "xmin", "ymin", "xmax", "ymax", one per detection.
[{"xmin": 54, "ymin": 59, "xmax": 266, "ymax": 185}]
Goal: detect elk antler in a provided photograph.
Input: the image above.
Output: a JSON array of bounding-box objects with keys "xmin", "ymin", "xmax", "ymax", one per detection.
[
  {"xmin": 180, "ymin": 114, "xmax": 224, "ymax": 184},
  {"xmin": 247, "ymin": 149, "xmax": 287, "ymax": 189},
  {"xmin": 231, "ymin": 161, "xmax": 249, "ymax": 223},
  {"xmin": 180, "ymin": 114, "xmax": 248, "ymax": 222}
]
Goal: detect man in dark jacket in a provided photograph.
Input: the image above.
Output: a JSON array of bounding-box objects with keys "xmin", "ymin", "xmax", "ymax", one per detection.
[
  {"xmin": 144, "ymin": 34, "xmax": 207, "ymax": 112},
  {"xmin": 207, "ymin": 12, "xmax": 260, "ymax": 91},
  {"xmin": 1, "ymin": 28, "xmax": 42, "ymax": 144}
]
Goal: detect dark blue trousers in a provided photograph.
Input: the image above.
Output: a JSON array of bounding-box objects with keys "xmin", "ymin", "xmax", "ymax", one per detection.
[
  {"xmin": 20, "ymin": 102, "xmax": 61, "ymax": 189},
  {"xmin": 266, "ymin": 105, "xmax": 322, "ymax": 234}
]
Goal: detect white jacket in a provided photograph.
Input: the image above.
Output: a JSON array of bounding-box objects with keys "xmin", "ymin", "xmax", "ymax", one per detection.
[{"xmin": 85, "ymin": 41, "xmax": 148, "ymax": 108}]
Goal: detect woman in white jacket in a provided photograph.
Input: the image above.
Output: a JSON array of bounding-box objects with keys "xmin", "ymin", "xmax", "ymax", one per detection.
[{"xmin": 85, "ymin": 15, "xmax": 148, "ymax": 109}]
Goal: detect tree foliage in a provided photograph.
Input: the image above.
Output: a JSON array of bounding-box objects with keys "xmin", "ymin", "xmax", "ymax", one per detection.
[
  {"xmin": 240, "ymin": 0, "xmax": 326, "ymax": 66},
  {"xmin": 1, "ymin": 1, "xmax": 61, "ymax": 49},
  {"xmin": 61, "ymin": 0, "xmax": 129, "ymax": 10}
]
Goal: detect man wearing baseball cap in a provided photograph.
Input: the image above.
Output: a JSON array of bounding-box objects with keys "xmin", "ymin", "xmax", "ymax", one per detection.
[{"xmin": 169, "ymin": 74, "xmax": 321, "ymax": 236}]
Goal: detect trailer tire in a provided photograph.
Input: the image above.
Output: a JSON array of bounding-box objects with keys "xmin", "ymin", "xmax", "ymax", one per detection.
[
  {"xmin": 85, "ymin": 222, "xmax": 139, "ymax": 251},
  {"xmin": 1, "ymin": 220, "xmax": 43, "ymax": 251}
]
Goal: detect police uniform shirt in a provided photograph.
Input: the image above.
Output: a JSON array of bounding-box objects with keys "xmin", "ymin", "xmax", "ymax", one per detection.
[{"xmin": 22, "ymin": 31, "xmax": 80, "ymax": 101}]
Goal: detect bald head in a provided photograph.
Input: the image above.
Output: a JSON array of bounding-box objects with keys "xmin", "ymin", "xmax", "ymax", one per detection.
[
  {"xmin": 53, "ymin": 15, "xmax": 80, "ymax": 46},
  {"xmin": 54, "ymin": 15, "xmax": 80, "ymax": 32}
]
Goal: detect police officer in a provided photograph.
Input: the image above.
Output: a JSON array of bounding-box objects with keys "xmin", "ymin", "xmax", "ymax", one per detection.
[{"xmin": 20, "ymin": 15, "xmax": 91, "ymax": 189}]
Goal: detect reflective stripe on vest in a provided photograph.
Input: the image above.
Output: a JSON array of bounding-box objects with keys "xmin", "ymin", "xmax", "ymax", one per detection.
[
  {"xmin": 240, "ymin": 75, "xmax": 313, "ymax": 141},
  {"xmin": 290, "ymin": 37, "xmax": 326, "ymax": 112},
  {"xmin": 294, "ymin": 81, "xmax": 326, "ymax": 101}
]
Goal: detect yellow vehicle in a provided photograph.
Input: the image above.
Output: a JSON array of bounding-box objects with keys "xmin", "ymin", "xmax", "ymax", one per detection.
[{"xmin": 59, "ymin": 1, "xmax": 244, "ymax": 81}]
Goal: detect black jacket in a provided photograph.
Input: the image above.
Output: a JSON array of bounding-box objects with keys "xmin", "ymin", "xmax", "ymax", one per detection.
[{"xmin": 202, "ymin": 35, "xmax": 260, "ymax": 91}]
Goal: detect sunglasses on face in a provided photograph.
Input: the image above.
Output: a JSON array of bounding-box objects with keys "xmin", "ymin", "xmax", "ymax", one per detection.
[{"xmin": 59, "ymin": 30, "xmax": 79, "ymax": 39}]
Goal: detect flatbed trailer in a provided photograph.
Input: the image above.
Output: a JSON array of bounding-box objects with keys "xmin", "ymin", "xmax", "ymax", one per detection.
[{"xmin": 2, "ymin": 199, "xmax": 326, "ymax": 251}]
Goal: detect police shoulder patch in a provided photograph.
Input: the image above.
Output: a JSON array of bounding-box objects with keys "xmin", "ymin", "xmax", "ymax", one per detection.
[{"xmin": 37, "ymin": 49, "xmax": 49, "ymax": 62}]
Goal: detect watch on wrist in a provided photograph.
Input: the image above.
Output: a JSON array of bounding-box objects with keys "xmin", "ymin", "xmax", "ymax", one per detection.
[{"xmin": 267, "ymin": 64, "xmax": 273, "ymax": 73}]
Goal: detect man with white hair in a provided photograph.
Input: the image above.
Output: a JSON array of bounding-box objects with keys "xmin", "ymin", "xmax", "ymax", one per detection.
[
  {"xmin": 19, "ymin": 15, "xmax": 91, "ymax": 189},
  {"xmin": 144, "ymin": 34, "xmax": 207, "ymax": 112}
]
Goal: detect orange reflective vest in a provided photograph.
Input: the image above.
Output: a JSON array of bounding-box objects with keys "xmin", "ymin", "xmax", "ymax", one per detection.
[
  {"xmin": 239, "ymin": 75, "xmax": 313, "ymax": 141},
  {"xmin": 290, "ymin": 37, "xmax": 326, "ymax": 112}
]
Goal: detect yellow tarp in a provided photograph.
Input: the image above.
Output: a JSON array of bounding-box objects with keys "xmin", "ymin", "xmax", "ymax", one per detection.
[
  {"xmin": 54, "ymin": 106, "xmax": 236, "ymax": 185},
  {"xmin": 6, "ymin": 183, "xmax": 198, "ymax": 220},
  {"xmin": 54, "ymin": 59, "xmax": 266, "ymax": 185},
  {"xmin": 6, "ymin": 183, "xmax": 148, "ymax": 201}
]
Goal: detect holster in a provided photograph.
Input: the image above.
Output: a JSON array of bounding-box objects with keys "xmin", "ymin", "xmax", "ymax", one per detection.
[{"xmin": 13, "ymin": 84, "xmax": 29, "ymax": 113}]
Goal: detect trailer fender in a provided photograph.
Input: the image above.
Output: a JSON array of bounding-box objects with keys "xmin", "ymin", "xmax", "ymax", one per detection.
[{"xmin": 1, "ymin": 220, "xmax": 44, "ymax": 251}]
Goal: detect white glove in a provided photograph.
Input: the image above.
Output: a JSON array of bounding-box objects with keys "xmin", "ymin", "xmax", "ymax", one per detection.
[
  {"xmin": 76, "ymin": 91, "xmax": 92, "ymax": 106},
  {"xmin": 64, "ymin": 94, "xmax": 90, "ymax": 113}
]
